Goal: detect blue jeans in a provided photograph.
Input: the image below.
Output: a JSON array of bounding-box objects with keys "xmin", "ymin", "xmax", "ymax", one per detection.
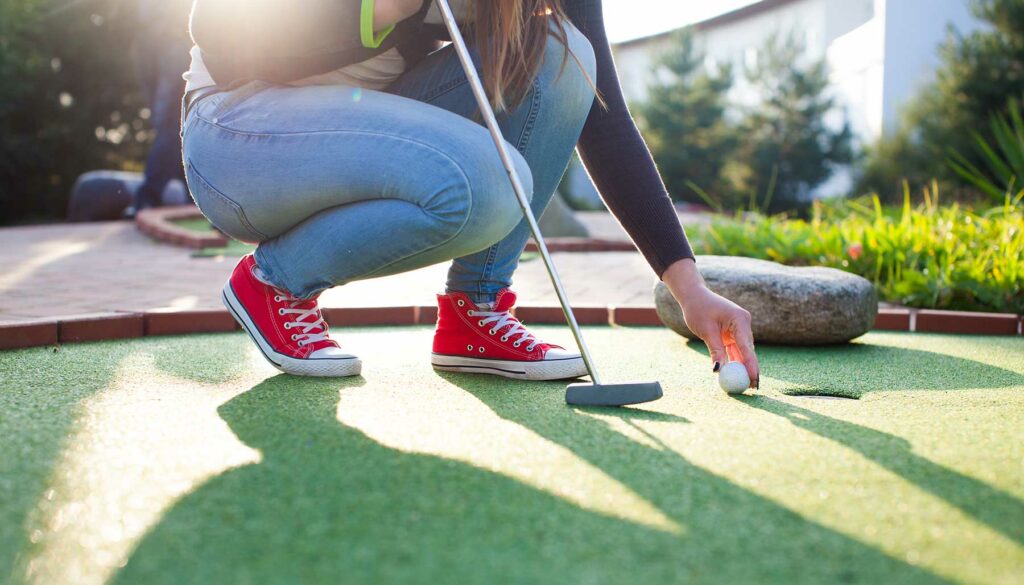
[{"xmin": 181, "ymin": 18, "xmax": 596, "ymax": 302}]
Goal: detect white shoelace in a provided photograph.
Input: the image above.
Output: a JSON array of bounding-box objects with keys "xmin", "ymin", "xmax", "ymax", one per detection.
[
  {"xmin": 472, "ymin": 309, "xmax": 539, "ymax": 351},
  {"xmin": 274, "ymin": 291, "xmax": 329, "ymax": 347}
]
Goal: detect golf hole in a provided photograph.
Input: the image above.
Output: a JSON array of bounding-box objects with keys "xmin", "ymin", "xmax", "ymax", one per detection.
[
  {"xmin": 781, "ymin": 387, "xmax": 859, "ymax": 400},
  {"xmin": 793, "ymin": 393, "xmax": 858, "ymax": 401}
]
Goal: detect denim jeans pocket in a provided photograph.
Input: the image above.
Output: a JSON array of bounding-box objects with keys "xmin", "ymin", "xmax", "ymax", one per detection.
[{"xmin": 185, "ymin": 160, "xmax": 267, "ymax": 243}]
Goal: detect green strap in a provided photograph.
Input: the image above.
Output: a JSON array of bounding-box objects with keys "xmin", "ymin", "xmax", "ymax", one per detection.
[{"xmin": 361, "ymin": 0, "xmax": 396, "ymax": 48}]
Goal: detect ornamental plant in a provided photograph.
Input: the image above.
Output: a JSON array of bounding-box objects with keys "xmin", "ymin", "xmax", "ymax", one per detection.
[{"xmin": 689, "ymin": 185, "xmax": 1024, "ymax": 313}]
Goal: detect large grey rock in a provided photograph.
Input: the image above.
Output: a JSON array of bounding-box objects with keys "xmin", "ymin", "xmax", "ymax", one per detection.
[{"xmin": 655, "ymin": 256, "xmax": 877, "ymax": 345}]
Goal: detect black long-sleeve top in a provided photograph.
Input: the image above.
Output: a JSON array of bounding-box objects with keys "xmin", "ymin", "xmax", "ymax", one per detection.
[
  {"xmin": 192, "ymin": 0, "xmax": 696, "ymax": 275},
  {"xmin": 562, "ymin": 0, "xmax": 695, "ymax": 275}
]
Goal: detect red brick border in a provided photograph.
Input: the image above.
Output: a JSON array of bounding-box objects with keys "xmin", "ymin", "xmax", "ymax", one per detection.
[
  {"xmin": 416, "ymin": 306, "xmax": 439, "ymax": 325},
  {"xmin": 513, "ymin": 305, "xmax": 609, "ymax": 325},
  {"xmin": 915, "ymin": 309, "xmax": 1020, "ymax": 335},
  {"xmin": 0, "ymin": 306, "xmax": 1020, "ymax": 350},
  {"xmin": 58, "ymin": 313, "xmax": 145, "ymax": 343},
  {"xmin": 873, "ymin": 308, "xmax": 912, "ymax": 331},
  {"xmin": 0, "ymin": 320, "xmax": 59, "ymax": 350},
  {"xmin": 136, "ymin": 206, "xmax": 228, "ymax": 249},
  {"xmin": 145, "ymin": 309, "xmax": 239, "ymax": 336},
  {"xmin": 611, "ymin": 306, "xmax": 664, "ymax": 326}
]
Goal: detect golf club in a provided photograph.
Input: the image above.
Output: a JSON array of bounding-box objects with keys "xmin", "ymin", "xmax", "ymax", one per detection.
[{"xmin": 433, "ymin": 0, "xmax": 663, "ymax": 407}]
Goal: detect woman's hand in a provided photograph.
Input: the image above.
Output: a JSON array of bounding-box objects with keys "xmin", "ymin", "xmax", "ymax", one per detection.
[{"xmin": 662, "ymin": 258, "xmax": 760, "ymax": 388}]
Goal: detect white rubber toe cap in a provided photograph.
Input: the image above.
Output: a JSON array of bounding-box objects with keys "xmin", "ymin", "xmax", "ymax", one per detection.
[
  {"xmin": 544, "ymin": 347, "xmax": 582, "ymax": 360},
  {"xmin": 309, "ymin": 346, "xmax": 359, "ymax": 360}
]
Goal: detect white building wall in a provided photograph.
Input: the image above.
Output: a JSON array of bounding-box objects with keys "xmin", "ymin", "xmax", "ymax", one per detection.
[
  {"xmin": 880, "ymin": 0, "xmax": 983, "ymax": 134},
  {"xmin": 611, "ymin": 36, "xmax": 673, "ymax": 106},
  {"xmin": 825, "ymin": 0, "xmax": 886, "ymax": 141}
]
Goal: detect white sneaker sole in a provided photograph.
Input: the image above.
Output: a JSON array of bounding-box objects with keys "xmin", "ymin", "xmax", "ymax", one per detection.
[
  {"xmin": 430, "ymin": 353, "xmax": 587, "ymax": 381},
  {"xmin": 222, "ymin": 283, "xmax": 361, "ymax": 377}
]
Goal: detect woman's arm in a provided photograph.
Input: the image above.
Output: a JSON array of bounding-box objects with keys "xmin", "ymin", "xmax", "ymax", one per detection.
[
  {"xmin": 563, "ymin": 0, "xmax": 759, "ymax": 386},
  {"xmin": 562, "ymin": 0, "xmax": 692, "ymax": 276}
]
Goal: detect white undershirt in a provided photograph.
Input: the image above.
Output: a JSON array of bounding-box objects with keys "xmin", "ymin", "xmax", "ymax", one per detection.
[{"xmin": 183, "ymin": 0, "xmax": 472, "ymax": 92}]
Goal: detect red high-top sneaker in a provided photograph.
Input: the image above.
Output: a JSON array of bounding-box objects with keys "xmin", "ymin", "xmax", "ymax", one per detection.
[
  {"xmin": 222, "ymin": 255, "xmax": 360, "ymax": 377},
  {"xmin": 431, "ymin": 289, "xmax": 586, "ymax": 380}
]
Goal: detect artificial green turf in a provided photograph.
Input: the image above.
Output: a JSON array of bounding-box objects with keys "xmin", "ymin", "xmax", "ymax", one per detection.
[
  {"xmin": 167, "ymin": 217, "xmax": 256, "ymax": 257},
  {"xmin": 1, "ymin": 328, "xmax": 1022, "ymax": 584},
  {"xmin": 170, "ymin": 217, "xmax": 217, "ymax": 234}
]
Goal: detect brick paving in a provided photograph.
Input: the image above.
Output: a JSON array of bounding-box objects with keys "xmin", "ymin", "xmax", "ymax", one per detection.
[{"xmin": 0, "ymin": 221, "xmax": 659, "ymax": 325}]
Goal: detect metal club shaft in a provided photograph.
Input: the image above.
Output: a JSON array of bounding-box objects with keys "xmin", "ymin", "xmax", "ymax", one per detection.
[{"xmin": 433, "ymin": 0, "xmax": 602, "ymax": 385}]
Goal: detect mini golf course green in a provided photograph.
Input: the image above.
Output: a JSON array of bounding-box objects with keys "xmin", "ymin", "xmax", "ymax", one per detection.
[{"xmin": 1, "ymin": 326, "xmax": 1022, "ymax": 584}]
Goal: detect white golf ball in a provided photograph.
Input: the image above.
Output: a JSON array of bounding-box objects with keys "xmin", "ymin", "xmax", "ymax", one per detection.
[{"xmin": 718, "ymin": 361, "xmax": 751, "ymax": 394}]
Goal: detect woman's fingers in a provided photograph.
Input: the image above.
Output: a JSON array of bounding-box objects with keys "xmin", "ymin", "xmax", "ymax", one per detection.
[
  {"xmin": 725, "ymin": 343, "xmax": 743, "ymax": 363},
  {"xmin": 703, "ymin": 336, "xmax": 728, "ymax": 373},
  {"xmin": 680, "ymin": 287, "xmax": 758, "ymax": 386},
  {"xmin": 728, "ymin": 319, "xmax": 760, "ymax": 388}
]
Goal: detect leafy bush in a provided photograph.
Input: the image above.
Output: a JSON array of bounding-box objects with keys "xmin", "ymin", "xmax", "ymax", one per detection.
[
  {"xmin": 636, "ymin": 32, "xmax": 852, "ymax": 214},
  {"xmin": 0, "ymin": 0, "xmax": 165, "ymax": 224},
  {"xmin": 731, "ymin": 36, "xmax": 854, "ymax": 214},
  {"xmin": 634, "ymin": 28, "xmax": 737, "ymax": 207},
  {"xmin": 688, "ymin": 186, "xmax": 1024, "ymax": 313},
  {"xmin": 860, "ymin": 0, "xmax": 1024, "ymax": 201},
  {"xmin": 948, "ymin": 97, "xmax": 1024, "ymax": 201}
]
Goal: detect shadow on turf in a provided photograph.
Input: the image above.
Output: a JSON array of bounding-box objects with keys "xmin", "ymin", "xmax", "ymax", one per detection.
[
  {"xmin": 741, "ymin": 396, "xmax": 1024, "ymax": 546},
  {"xmin": 435, "ymin": 372, "xmax": 947, "ymax": 583},
  {"xmin": 107, "ymin": 374, "xmax": 946, "ymax": 584},
  {"xmin": 686, "ymin": 340, "xmax": 1024, "ymax": 398},
  {"xmin": 1, "ymin": 342, "xmax": 139, "ymax": 581}
]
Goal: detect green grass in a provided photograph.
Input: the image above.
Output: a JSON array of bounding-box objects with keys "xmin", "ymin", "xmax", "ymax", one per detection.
[
  {"xmin": 6, "ymin": 327, "xmax": 1024, "ymax": 581},
  {"xmin": 3, "ymin": 327, "xmax": 1021, "ymax": 584},
  {"xmin": 171, "ymin": 217, "xmax": 218, "ymax": 234},
  {"xmin": 168, "ymin": 217, "xmax": 257, "ymax": 258},
  {"xmin": 688, "ymin": 188, "xmax": 1024, "ymax": 313}
]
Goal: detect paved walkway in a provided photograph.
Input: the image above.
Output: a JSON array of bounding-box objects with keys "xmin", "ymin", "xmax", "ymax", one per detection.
[{"xmin": 0, "ymin": 221, "xmax": 660, "ymax": 325}]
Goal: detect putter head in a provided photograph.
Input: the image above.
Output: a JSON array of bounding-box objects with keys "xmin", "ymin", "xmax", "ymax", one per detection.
[{"xmin": 565, "ymin": 381, "xmax": 663, "ymax": 407}]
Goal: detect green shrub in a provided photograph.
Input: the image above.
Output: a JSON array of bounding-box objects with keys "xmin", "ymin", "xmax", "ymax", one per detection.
[
  {"xmin": 0, "ymin": 0, "xmax": 152, "ymax": 224},
  {"xmin": 729, "ymin": 36, "xmax": 854, "ymax": 215},
  {"xmin": 688, "ymin": 186, "xmax": 1024, "ymax": 313},
  {"xmin": 636, "ymin": 32, "xmax": 852, "ymax": 214},
  {"xmin": 948, "ymin": 97, "xmax": 1024, "ymax": 202},
  {"xmin": 634, "ymin": 28, "xmax": 737, "ymax": 207},
  {"xmin": 860, "ymin": 0, "xmax": 1024, "ymax": 201}
]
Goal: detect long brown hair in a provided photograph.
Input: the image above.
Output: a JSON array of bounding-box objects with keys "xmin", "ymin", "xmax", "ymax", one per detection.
[{"xmin": 471, "ymin": 0, "xmax": 606, "ymax": 113}]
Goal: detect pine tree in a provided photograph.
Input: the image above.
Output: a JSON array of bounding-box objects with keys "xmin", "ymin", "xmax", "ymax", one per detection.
[
  {"xmin": 731, "ymin": 35, "xmax": 853, "ymax": 214},
  {"xmin": 634, "ymin": 27, "xmax": 737, "ymax": 206}
]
